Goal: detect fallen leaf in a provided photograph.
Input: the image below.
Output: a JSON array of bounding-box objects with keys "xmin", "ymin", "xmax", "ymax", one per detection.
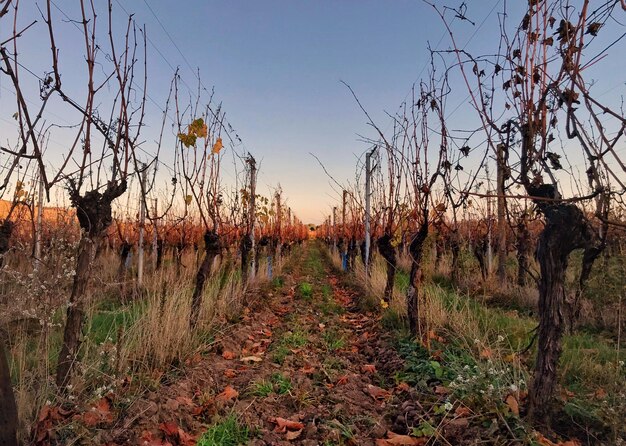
[
  {"xmin": 222, "ymin": 350, "xmax": 236, "ymax": 360},
  {"xmin": 159, "ymin": 422, "xmax": 178, "ymax": 436},
  {"xmin": 185, "ymin": 353, "xmax": 202, "ymax": 366},
  {"xmin": 454, "ymin": 405, "xmax": 472, "ymax": 417},
  {"xmin": 366, "ymin": 384, "xmax": 391, "ymax": 401},
  {"xmin": 240, "ymin": 355, "xmax": 263, "ymax": 362},
  {"xmin": 362, "ymin": 364, "xmax": 377, "ymax": 374},
  {"xmin": 270, "ymin": 417, "xmax": 305, "ymax": 432},
  {"xmin": 336, "ymin": 375, "xmax": 349, "ymax": 385},
  {"xmin": 300, "ymin": 365, "xmax": 315, "ymax": 374},
  {"xmin": 216, "ymin": 385, "xmax": 239, "ymax": 402},
  {"xmin": 479, "ymin": 348, "xmax": 493, "ymax": 359},
  {"xmin": 535, "ymin": 433, "xmax": 557, "ymax": 446},
  {"xmin": 395, "ymin": 382, "xmax": 410, "ymax": 393},
  {"xmin": 140, "ymin": 430, "xmax": 173, "ymax": 446},
  {"xmin": 505, "ymin": 394, "xmax": 520, "ymax": 416},
  {"xmin": 594, "ymin": 388, "xmax": 607, "ymax": 399},
  {"xmin": 376, "ymin": 431, "xmax": 425, "ymax": 445},
  {"xmin": 446, "ymin": 418, "xmax": 469, "ymax": 428},
  {"xmin": 434, "ymin": 385, "xmax": 450, "ymax": 395},
  {"xmin": 82, "ymin": 397, "xmax": 113, "ymax": 426},
  {"xmin": 285, "ymin": 428, "xmax": 303, "ymax": 440},
  {"xmin": 223, "ymin": 368, "xmax": 238, "ymax": 378},
  {"xmin": 159, "ymin": 422, "xmax": 196, "ymax": 446}
]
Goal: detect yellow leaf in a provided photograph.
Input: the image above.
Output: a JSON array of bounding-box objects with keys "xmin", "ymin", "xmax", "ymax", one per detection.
[
  {"xmin": 380, "ymin": 299, "xmax": 389, "ymax": 309},
  {"xmin": 185, "ymin": 195, "xmax": 192, "ymax": 205},
  {"xmin": 212, "ymin": 138, "xmax": 223, "ymax": 154},
  {"xmin": 188, "ymin": 118, "xmax": 207, "ymax": 138}
]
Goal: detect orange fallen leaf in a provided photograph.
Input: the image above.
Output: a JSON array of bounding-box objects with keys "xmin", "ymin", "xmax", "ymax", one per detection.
[
  {"xmin": 535, "ymin": 433, "xmax": 557, "ymax": 446},
  {"xmin": 447, "ymin": 417, "xmax": 469, "ymax": 428},
  {"xmin": 216, "ymin": 385, "xmax": 239, "ymax": 402},
  {"xmin": 376, "ymin": 431, "xmax": 426, "ymax": 445},
  {"xmin": 300, "ymin": 365, "xmax": 315, "ymax": 374},
  {"xmin": 270, "ymin": 417, "xmax": 305, "ymax": 432},
  {"xmin": 285, "ymin": 428, "xmax": 303, "ymax": 440},
  {"xmin": 594, "ymin": 388, "xmax": 607, "ymax": 399},
  {"xmin": 336, "ymin": 374, "xmax": 349, "ymax": 385},
  {"xmin": 362, "ymin": 364, "xmax": 377, "ymax": 374},
  {"xmin": 479, "ymin": 348, "xmax": 493, "ymax": 359},
  {"xmin": 224, "ymin": 368, "xmax": 238, "ymax": 378},
  {"xmin": 159, "ymin": 421, "xmax": 196, "ymax": 446},
  {"xmin": 505, "ymin": 394, "xmax": 519, "ymax": 416},
  {"xmin": 454, "ymin": 405, "xmax": 471, "ymax": 417},
  {"xmin": 185, "ymin": 353, "xmax": 202, "ymax": 365},
  {"xmin": 222, "ymin": 350, "xmax": 236, "ymax": 360},
  {"xmin": 434, "ymin": 385, "xmax": 450, "ymax": 395},
  {"xmin": 82, "ymin": 397, "xmax": 113, "ymax": 427},
  {"xmin": 366, "ymin": 384, "xmax": 392, "ymax": 401},
  {"xmin": 159, "ymin": 422, "xmax": 179, "ymax": 437},
  {"xmin": 140, "ymin": 430, "xmax": 173, "ymax": 446},
  {"xmin": 395, "ymin": 382, "xmax": 410, "ymax": 393}
]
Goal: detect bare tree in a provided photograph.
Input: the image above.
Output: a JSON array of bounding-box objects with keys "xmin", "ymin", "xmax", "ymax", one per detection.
[{"xmin": 432, "ymin": 0, "xmax": 625, "ymax": 421}]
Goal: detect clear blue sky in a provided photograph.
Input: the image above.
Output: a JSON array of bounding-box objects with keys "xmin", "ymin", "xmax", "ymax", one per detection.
[{"xmin": 1, "ymin": 1, "xmax": 624, "ymax": 223}]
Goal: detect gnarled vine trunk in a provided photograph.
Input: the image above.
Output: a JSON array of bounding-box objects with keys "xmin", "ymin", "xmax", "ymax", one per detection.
[
  {"xmin": 0, "ymin": 340, "xmax": 18, "ymax": 446},
  {"xmin": 347, "ymin": 237, "xmax": 358, "ymax": 272},
  {"xmin": 406, "ymin": 222, "xmax": 429, "ymax": 336},
  {"xmin": 155, "ymin": 238, "xmax": 164, "ymax": 270},
  {"xmin": 472, "ymin": 237, "xmax": 489, "ymax": 281},
  {"xmin": 189, "ymin": 231, "xmax": 220, "ymax": 329},
  {"xmin": 515, "ymin": 218, "xmax": 530, "ymax": 287},
  {"xmin": 56, "ymin": 182, "xmax": 126, "ymax": 390},
  {"xmin": 377, "ymin": 234, "xmax": 396, "ymax": 303},
  {"xmin": 449, "ymin": 230, "xmax": 461, "ymax": 283},
  {"xmin": 529, "ymin": 199, "xmax": 599, "ymax": 422},
  {"xmin": 0, "ymin": 220, "xmax": 17, "ymax": 446},
  {"xmin": 240, "ymin": 234, "xmax": 252, "ymax": 279}
]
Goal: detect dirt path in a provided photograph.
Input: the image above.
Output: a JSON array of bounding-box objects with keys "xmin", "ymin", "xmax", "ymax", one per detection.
[{"xmin": 105, "ymin": 242, "xmax": 437, "ymax": 445}]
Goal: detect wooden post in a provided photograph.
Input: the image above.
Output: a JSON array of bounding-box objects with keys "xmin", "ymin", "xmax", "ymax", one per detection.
[
  {"xmin": 248, "ymin": 156, "xmax": 257, "ymax": 279},
  {"xmin": 342, "ymin": 189, "xmax": 348, "ymax": 270},
  {"xmin": 332, "ymin": 206, "xmax": 337, "ymax": 253},
  {"xmin": 485, "ymin": 164, "xmax": 493, "ymax": 276},
  {"xmin": 137, "ymin": 164, "xmax": 147, "ymax": 286},
  {"xmin": 364, "ymin": 148, "xmax": 374, "ymax": 277},
  {"xmin": 275, "ymin": 190, "xmax": 282, "ymax": 258},
  {"xmin": 34, "ymin": 174, "xmax": 44, "ymax": 271},
  {"xmin": 496, "ymin": 143, "xmax": 507, "ymax": 283},
  {"xmin": 152, "ymin": 198, "xmax": 158, "ymax": 268}
]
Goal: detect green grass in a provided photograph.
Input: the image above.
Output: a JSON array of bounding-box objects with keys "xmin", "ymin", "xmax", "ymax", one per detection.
[
  {"xmin": 271, "ymin": 329, "xmax": 309, "ymax": 364},
  {"xmin": 88, "ymin": 302, "xmax": 142, "ymax": 344},
  {"xmin": 271, "ymin": 372, "xmax": 292, "ymax": 394},
  {"xmin": 299, "ymin": 282, "xmax": 313, "ymax": 300},
  {"xmin": 197, "ymin": 415, "xmax": 249, "ymax": 446},
  {"xmin": 249, "ymin": 379, "xmax": 274, "ymax": 397},
  {"xmin": 271, "ymin": 276, "xmax": 284, "ymax": 289},
  {"xmin": 322, "ymin": 329, "xmax": 346, "ymax": 351},
  {"xmin": 249, "ymin": 373, "xmax": 292, "ymax": 397}
]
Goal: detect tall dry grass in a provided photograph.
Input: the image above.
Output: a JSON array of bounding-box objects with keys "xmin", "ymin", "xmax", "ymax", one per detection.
[{"xmin": 2, "ymin": 245, "xmax": 282, "ymax": 442}]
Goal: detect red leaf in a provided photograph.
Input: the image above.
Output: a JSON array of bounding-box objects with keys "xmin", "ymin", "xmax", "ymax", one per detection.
[
  {"xmin": 216, "ymin": 385, "xmax": 239, "ymax": 402},
  {"xmin": 222, "ymin": 350, "xmax": 236, "ymax": 360},
  {"xmin": 366, "ymin": 384, "xmax": 391, "ymax": 401},
  {"xmin": 361, "ymin": 364, "xmax": 377, "ymax": 374},
  {"xmin": 270, "ymin": 417, "xmax": 305, "ymax": 432},
  {"xmin": 82, "ymin": 397, "xmax": 113, "ymax": 427}
]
